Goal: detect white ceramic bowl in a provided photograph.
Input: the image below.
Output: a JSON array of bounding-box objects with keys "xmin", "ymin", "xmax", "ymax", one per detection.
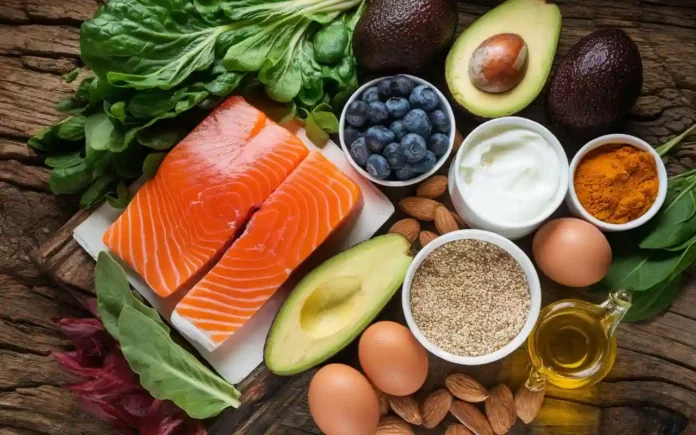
[
  {"xmin": 402, "ymin": 230, "xmax": 541, "ymax": 366},
  {"xmin": 339, "ymin": 75, "xmax": 455, "ymax": 187},
  {"xmin": 448, "ymin": 117, "xmax": 569, "ymax": 240},
  {"xmin": 566, "ymin": 134, "xmax": 668, "ymax": 232}
]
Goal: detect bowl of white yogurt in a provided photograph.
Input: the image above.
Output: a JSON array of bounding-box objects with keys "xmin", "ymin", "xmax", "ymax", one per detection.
[{"xmin": 448, "ymin": 117, "xmax": 569, "ymax": 240}]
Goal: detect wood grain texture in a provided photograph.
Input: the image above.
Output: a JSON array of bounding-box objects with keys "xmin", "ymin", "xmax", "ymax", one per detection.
[{"xmin": 0, "ymin": 0, "xmax": 693, "ymax": 433}]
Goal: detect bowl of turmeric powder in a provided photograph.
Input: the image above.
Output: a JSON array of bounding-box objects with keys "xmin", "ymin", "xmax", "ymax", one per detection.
[{"xmin": 567, "ymin": 134, "xmax": 667, "ymax": 231}]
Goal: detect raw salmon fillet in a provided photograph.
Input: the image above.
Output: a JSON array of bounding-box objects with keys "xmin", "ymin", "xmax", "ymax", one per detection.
[
  {"xmin": 171, "ymin": 151, "xmax": 363, "ymax": 351},
  {"xmin": 103, "ymin": 97, "xmax": 309, "ymax": 297}
]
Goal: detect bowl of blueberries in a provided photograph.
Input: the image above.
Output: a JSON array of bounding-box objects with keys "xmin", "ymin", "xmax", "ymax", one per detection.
[{"xmin": 339, "ymin": 75, "xmax": 455, "ymax": 186}]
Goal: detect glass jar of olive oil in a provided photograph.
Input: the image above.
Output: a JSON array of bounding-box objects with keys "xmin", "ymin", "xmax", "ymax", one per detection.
[{"xmin": 526, "ymin": 291, "xmax": 632, "ymax": 390}]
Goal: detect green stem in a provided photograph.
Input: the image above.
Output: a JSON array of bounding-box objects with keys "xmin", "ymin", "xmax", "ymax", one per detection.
[
  {"xmin": 669, "ymin": 168, "xmax": 696, "ymax": 182},
  {"xmin": 657, "ymin": 124, "xmax": 696, "ymax": 158}
]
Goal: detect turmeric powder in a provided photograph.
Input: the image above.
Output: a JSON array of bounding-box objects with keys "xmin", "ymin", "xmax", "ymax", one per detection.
[{"xmin": 574, "ymin": 145, "xmax": 659, "ymax": 224}]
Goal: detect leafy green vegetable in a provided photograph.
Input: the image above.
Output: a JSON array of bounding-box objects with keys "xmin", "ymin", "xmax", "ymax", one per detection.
[
  {"xmin": 143, "ymin": 152, "xmax": 167, "ymax": 179},
  {"xmin": 80, "ymin": 175, "xmax": 116, "ymax": 208},
  {"xmin": 45, "ymin": 152, "xmax": 83, "ymax": 169},
  {"xmin": 95, "ymin": 251, "xmax": 169, "ymax": 339},
  {"xmin": 63, "ymin": 67, "xmax": 81, "ymax": 83},
  {"xmin": 118, "ymin": 307, "xmax": 241, "ymax": 418},
  {"xmin": 30, "ymin": 0, "xmax": 364, "ymax": 206},
  {"xmin": 597, "ymin": 126, "xmax": 696, "ymax": 321},
  {"xmin": 107, "ymin": 181, "xmax": 131, "ymax": 208}
]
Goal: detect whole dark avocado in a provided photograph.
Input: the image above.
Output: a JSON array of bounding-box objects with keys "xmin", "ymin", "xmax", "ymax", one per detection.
[
  {"xmin": 353, "ymin": 0, "xmax": 458, "ymax": 73},
  {"xmin": 547, "ymin": 29, "xmax": 643, "ymax": 138}
]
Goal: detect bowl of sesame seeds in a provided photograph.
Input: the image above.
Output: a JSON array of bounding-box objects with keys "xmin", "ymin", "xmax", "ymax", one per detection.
[{"xmin": 402, "ymin": 229, "xmax": 541, "ymax": 365}]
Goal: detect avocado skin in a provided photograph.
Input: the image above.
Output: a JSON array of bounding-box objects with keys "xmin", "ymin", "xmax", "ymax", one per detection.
[
  {"xmin": 547, "ymin": 29, "xmax": 643, "ymax": 138},
  {"xmin": 353, "ymin": 0, "xmax": 458, "ymax": 73}
]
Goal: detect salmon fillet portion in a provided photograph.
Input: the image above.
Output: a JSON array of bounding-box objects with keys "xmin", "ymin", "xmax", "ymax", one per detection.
[
  {"xmin": 103, "ymin": 97, "xmax": 309, "ymax": 297},
  {"xmin": 171, "ymin": 151, "xmax": 363, "ymax": 351}
]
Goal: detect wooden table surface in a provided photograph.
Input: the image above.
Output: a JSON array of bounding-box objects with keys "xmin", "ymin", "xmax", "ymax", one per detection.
[{"xmin": 0, "ymin": 0, "xmax": 695, "ymax": 434}]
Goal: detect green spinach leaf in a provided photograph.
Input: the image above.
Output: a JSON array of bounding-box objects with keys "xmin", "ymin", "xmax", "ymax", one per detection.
[
  {"xmin": 86, "ymin": 113, "xmax": 126, "ymax": 152},
  {"xmin": 640, "ymin": 178, "xmax": 696, "ymax": 249},
  {"xmin": 625, "ymin": 276, "xmax": 682, "ymax": 322},
  {"xmin": 95, "ymin": 251, "xmax": 168, "ymax": 339},
  {"xmin": 63, "ymin": 67, "xmax": 81, "ymax": 83},
  {"xmin": 45, "ymin": 152, "xmax": 83, "ymax": 169},
  {"xmin": 29, "ymin": 116, "xmax": 87, "ymax": 151},
  {"xmin": 597, "ymin": 249, "xmax": 681, "ymax": 292},
  {"xmin": 313, "ymin": 22, "xmax": 349, "ymax": 65},
  {"xmin": 49, "ymin": 161, "xmax": 93, "ymax": 195},
  {"xmin": 107, "ymin": 181, "xmax": 131, "ymax": 209},
  {"xmin": 118, "ymin": 307, "xmax": 240, "ymax": 418},
  {"xmin": 143, "ymin": 152, "xmax": 167, "ymax": 179}
]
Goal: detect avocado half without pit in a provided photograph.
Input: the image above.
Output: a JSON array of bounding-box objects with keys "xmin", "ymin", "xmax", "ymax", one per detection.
[
  {"xmin": 264, "ymin": 234, "xmax": 413, "ymax": 375},
  {"xmin": 446, "ymin": 0, "xmax": 562, "ymax": 118}
]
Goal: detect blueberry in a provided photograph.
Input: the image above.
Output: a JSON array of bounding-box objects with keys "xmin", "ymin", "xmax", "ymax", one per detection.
[
  {"xmin": 428, "ymin": 133, "xmax": 450, "ymax": 157},
  {"xmin": 365, "ymin": 126, "xmax": 395, "ymax": 153},
  {"xmin": 412, "ymin": 151, "xmax": 437, "ymax": 173},
  {"xmin": 395, "ymin": 164, "xmax": 417, "ymax": 180},
  {"xmin": 343, "ymin": 127, "xmax": 362, "ymax": 148},
  {"xmin": 429, "ymin": 109, "xmax": 450, "ymax": 134},
  {"xmin": 390, "ymin": 120, "xmax": 407, "ymax": 141},
  {"xmin": 366, "ymin": 154, "xmax": 391, "ymax": 180},
  {"xmin": 383, "ymin": 142, "xmax": 406, "ymax": 170},
  {"xmin": 349, "ymin": 137, "xmax": 370, "ymax": 167},
  {"xmin": 386, "ymin": 97, "xmax": 411, "ymax": 119},
  {"xmin": 377, "ymin": 79, "xmax": 392, "ymax": 100},
  {"xmin": 367, "ymin": 101, "xmax": 389, "ymax": 125},
  {"xmin": 390, "ymin": 75, "xmax": 415, "ymax": 98},
  {"xmin": 409, "ymin": 85, "xmax": 439, "ymax": 111},
  {"xmin": 346, "ymin": 100, "xmax": 368, "ymax": 127},
  {"xmin": 400, "ymin": 133, "xmax": 427, "ymax": 163},
  {"xmin": 362, "ymin": 87, "xmax": 380, "ymax": 104},
  {"xmin": 403, "ymin": 109, "xmax": 432, "ymax": 138}
]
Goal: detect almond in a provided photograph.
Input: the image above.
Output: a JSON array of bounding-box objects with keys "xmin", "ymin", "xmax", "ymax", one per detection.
[
  {"xmin": 451, "ymin": 211, "xmax": 467, "ymax": 229},
  {"xmin": 419, "ymin": 230, "xmax": 439, "ymax": 247},
  {"xmin": 375, "ymin": 415, "xmax": 415, "ymax": 434},
  {"xmin": 485, "ymin": 384, "xmax": 515, "ymax": 434},
  {"xmin": 421, "ymin": 388, "xmax": 453, "ymax": 429},
  {"xmin": 514, "ymin": 386, "xmax": 545, "ymax": 424},
  {"xmin": 389, "ymin": 395, "xmax": 423, "ymax": 425},
  {"xmin": 434, "ymin": 206, "xmax": 459, "ymax": 235},
  {"xmin": 399, "ymin": 197, "xmax": 442, "ymax": 221},
  {"xmin": 445, "ymin": 373, "xmax": 489, "ymax": 403},
  {"xmin": 417, "ymin": 175, "xmax": 448, "ymax": 199},
  {"xmin": 374, "ymin": 386, "xmax": 390, "ymax": 416},
  {"xmin": 388, "ymin": 218, "xmax": 420, "ymax": 244},
  {"xmin": 446, "ymin": 423, "xmax": 474, "ymax": 435},
  {"xmin": 450, "ymin": 400, "xmax": 494, "ymax": 435}
]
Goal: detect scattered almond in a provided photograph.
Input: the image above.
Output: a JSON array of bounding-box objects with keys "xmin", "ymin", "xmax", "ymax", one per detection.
[
  {"xmin": 419, "ymin": 230, "xmax": 439, "ymax": 247},
  {"xmin": 421, "ymin": 388, "xmax": 453, "ymax": 429},
  {"xmin": 388, "ymin": 218, "xmax": 420, "ymax": 244},
  {"xmin": 485, "ymin": 384, "xmax": 515, "ymax": 434},
  {"xmin": 434, "ymin": 206, "xmax": 459, "ymax": 235},
  {"xmin": 374, "ymin": 386, "xmax": 390, "ymax": 416},
  {"xmin": 451, "ymin": 211, "xmax": 467, "ymax": 229},
  {"xmin": 390, "ymin": 395, "xmax": 423, "ymax": 426},
  {"xmin": 450, "ymin": 401, "xmax": 494, "ymax": 435},
  {"xmin": 445, "ymin": 373, "xmax": 489, "ymax": 403},
  {"xmin": 446, "ymin": 423, "xmax": 474, "ymax": 435},
  {"xmin": 375, "ymin": 415, "xmax": 415, "ymax": 434},
  {"xmin": 514, "ymin": 386, "xmax": 545, "ymax": 424},
  {"xmin": 399, "ymin": 197, "xmax": 442, "ymax": 221},
  {"xmin": 417, "ymin": 175, "xmax": 448, "ymax": 199}
]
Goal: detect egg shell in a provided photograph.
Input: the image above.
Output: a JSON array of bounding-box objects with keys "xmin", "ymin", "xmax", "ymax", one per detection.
[
  {"xmin": 358, "ymin": 321, "xmax": 429, "ymax": 396},
  {"xmin": 533, "ymin": 218, "xmax": 612, "ymax": 287},
  {"xmin": 308, "ymin": 364, "xmax": 380, "ymax": 435}
]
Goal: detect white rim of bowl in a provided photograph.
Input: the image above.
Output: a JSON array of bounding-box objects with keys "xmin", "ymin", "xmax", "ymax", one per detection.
[
  {"xmin": 567, "ymin": 134, "xmax": 668, "ymax": 231},
  {"xmin": 451, "ymin": 117, "xmax": 569, "ymax": 230},
  {"xmin": 401, "ymin": 229, "xmax": 542, "ymax": 365},
  {"xmin": 339, "ymin": 75, "xmax": 456, "ymax": 187}
]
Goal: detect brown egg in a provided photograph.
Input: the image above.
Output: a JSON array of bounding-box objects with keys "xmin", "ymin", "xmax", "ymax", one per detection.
[
  {"xmin": 358, "ymin": 321, "xmax": 428, "ymax": 396},
  {"xmin": 308, "ymin": 364, "xmax": 379, "ymax": 435},
  {"xmin": 469, "ymin": 33, "xmax": 528, "ymax": 93},
  {"xmin": 533, "ymin": 218, "xmax": 612, "ymax": 287}
]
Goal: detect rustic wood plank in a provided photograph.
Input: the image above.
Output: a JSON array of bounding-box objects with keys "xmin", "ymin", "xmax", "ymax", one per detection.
[
  {"xmin": 0, "ymin": 25, "xmax": 80, "ymax": 58},
  {"xmin": 0, "ymin": 138, "xmax": 41, "ymax": 164},
  {"xmin": 20, "ymin": 56, "xmax": 78, "ymax": 76}
]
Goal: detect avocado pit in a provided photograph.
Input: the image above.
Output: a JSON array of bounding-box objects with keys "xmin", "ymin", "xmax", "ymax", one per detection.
[{"xmin": 469, "ymin": 33, "xmax": 528, "ymax": 93}]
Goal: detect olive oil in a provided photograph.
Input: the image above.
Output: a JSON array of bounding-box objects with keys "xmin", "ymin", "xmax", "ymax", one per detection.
[{"xmin": 526, "ymin": 291, "xmax": 631, "ymax": 390}]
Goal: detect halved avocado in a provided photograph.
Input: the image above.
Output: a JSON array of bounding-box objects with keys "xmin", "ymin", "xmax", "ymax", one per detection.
[
  {"xmin": 264, "ymin": 234, "xmax": 413, "ymax": 375},
  {"xmin": 445, "ymin": 0, "xmax": 562, "ymax": 118}
]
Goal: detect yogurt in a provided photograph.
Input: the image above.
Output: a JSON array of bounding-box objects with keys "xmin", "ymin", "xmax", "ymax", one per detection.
[{"xmin": 458, "ymin": 126, "xmax": 561, "ymax": 225}]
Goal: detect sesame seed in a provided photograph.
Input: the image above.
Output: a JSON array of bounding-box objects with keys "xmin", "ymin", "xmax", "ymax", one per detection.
[{"xmin": 410, "ymin": 239, "xmax": 530, "ymax": 357}]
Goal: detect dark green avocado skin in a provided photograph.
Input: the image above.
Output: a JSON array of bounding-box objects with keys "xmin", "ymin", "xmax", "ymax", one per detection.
[
  {"xmin": 547, "ymin": 29, "xmax": 643, "ymax": 138},
  {"xmin": 353, "ymin": 0, "xmax": 458, "ymax": 73}
]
